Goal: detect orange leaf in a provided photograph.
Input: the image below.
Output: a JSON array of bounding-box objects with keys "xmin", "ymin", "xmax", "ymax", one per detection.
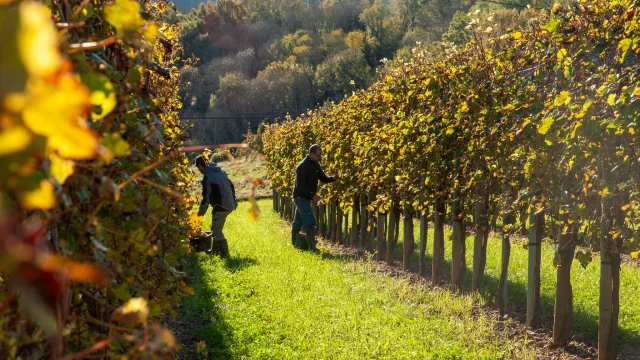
[
  {"xmin": 179, "ymin": 281, "xmax": 195, "ymax": 296},
  {"xmin": 63, "ymin": 262, "xmax": 108, "ymax": 287},
  {"xmin": 35, "ymin": 253, "xmax": 107, "ymax": 286}
]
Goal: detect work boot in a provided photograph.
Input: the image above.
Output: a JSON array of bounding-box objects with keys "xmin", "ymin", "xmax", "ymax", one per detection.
[
  {"xmin": 304, "ymin": 226, "xmax": 318, "ymax": 253},
  {"xmin": 207, "ymin": 239, "xmax": 229, "ymax": 258},
  {"xmin": 295, "ymin": 232, "xmax": 309, "ymax": 250},
  {"xmin": 217, "ymin": 239, "xmax": 230, "ymax": 258}
]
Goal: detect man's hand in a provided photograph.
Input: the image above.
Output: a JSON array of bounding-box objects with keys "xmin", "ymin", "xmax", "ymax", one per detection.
[
  {"xmin": 313, "ymin": 194, "xmax": 321, "ymax": 203},
  {"xmin": 330, "ymin": 174, "xmax": 339, "ymax": 181}
]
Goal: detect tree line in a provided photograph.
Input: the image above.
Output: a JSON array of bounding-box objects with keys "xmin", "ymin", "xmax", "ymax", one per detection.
[{"xmin": 172, "ymin": 0, "xmax": 554, "ymax": 145}]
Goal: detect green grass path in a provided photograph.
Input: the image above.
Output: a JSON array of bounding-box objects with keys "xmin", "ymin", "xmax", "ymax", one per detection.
[
  {"xmin": 180, "ymin": 200, "xmax": 535, "ymax": 359},
  {"xmin": 180, "ymin": 199, "xmax": 640, "ymax": 359}
]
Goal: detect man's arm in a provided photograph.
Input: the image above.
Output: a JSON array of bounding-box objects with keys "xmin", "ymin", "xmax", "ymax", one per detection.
[
  {"xmin": 197, "ymin": 178, "xmax": 210, "ymax": 216},
  {"xmin": 317, "ymin": 164, "xmax": 336, "ymax": 184}
]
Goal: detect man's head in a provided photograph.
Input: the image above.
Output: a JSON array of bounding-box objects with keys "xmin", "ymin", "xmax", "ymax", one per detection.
[
  {"xmin": 195, "ymin": 155, "xmax": 207, "ymax": 174},
  {"xmin": 308, "ymin": 144, "xmax": 322, "ymax": 162}
]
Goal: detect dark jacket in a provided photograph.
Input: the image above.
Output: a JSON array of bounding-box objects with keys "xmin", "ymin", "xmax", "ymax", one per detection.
[
  {"xmin": 293, "ymin": 155, "xmax": 335, "ymax": 200},
  {"xmin": 198, "ymin": 163, "xmax": 236, "ymax": 216}
]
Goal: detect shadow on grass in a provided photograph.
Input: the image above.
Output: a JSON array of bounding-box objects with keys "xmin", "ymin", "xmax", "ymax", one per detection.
[
  {"xmin": 224, "ymin": 256, "xmax": 258, "ymax": 272},
  {"xmin": 176, "ymin": 253, "xmax": 257, "ymax": 359}
]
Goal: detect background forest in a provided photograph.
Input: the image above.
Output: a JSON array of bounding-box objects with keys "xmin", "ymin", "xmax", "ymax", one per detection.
[{"xmin": 170, "ymin": 0, "xmax": 554, "ymax": 145}]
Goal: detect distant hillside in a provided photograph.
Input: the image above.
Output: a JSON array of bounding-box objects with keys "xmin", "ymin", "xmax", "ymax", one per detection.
[
  {"xmin": 177, "ymin": 0, "xmax": 553, "ymax": 146},
  {"xmin": 173, "ymin": 0, "xmax": 205, "ymax": 13}
]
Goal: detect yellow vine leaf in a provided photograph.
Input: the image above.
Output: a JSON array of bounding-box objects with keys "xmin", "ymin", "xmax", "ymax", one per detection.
[
  {"xmin": 553, "ymin": 91, "xmax": 570, "ymax": 107},
  {"xmin": 631, "ymin": 251, "xmax": 639, "ymax": 259},
  {"xmin": 189, "ymin": 212, "xmax": 203, "ymax": 227},
  {"xmin": 112, "ymin": 297, "xmax": 149, "ymax": 325},
  {"xmin": 22, "ymin": 75, "xmax": 97, "ymax": 159},
  {"xmin": 48, "ymin": 127, "xmax": 97, "ymax": 159},
  {"xmin": 105, "ymin": 0, "xmax": 144, "ymax": 36},
  {"xmin": 557, "ymin": 48, "xmax": 567, "ymax": 62},
  {"xmin": 248, "ymin": 194, "xmax": 260, "ymax": 222},
  {"xmin": 144, "ymin": 23, "xmax": 160, "ymax": 46},
  {"xmin": 18, "ymin": 1, "xmax": 62, "ymax": 77},
  {"xmin": 618, "ymin": 38, "xmax": 632, "ymax": 63},
  {"xmin": 0, "ymin": 125, "xmax": 31, "ymax": 156},
  {"xmin": 81, "ymin": 73, "xmax": 117, "ymax": 120},
  {"xmin": 152, "ymin": 328, "xmax": 176, "ymax": 349},
  {"xmin": 49, "ymin": 153, "xmax": 75, "ymax": 185},
  {"xmin": 538, "ymin": 117, "xmax": 554, "ymax": 135},
  {"xmin": 543, "ymin": 17, "xmax": 559, "ymax": 33},
  {"xmin": 99, "ymin": 133, "xmax": 131, "ymax": 164},
  {"xmin": 21, "ymin": 180, "xmax": 55, "ymax": 209}
]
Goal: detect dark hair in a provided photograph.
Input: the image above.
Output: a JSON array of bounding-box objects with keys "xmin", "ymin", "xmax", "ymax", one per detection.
[
  {"xmin": 195, "ymin": 155, "xmax": 207, "ymax": 168},
  {"xmin": 309, "ymin": 144, "xmax": 321, "ymax": 155}
]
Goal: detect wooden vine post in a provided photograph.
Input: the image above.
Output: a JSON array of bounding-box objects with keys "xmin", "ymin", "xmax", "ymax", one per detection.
[
  {"xmin": 366, "ymin": 191, "xmax": 376, "ymax": 253},
  {"xmin": 451, "ymin": 161, "xmax": 466, "ymax": 291},
  {"xmin": 335, "ymin": 203, "xmax": 343, "ymax": 243},
  {"xmin": 351, "ymin": 195, "xmax": 359, "ymax": 247},
  {"xmin": 526, "ymin": 202, "xmax": 543, "ymax": 328},
  {"xmin": 432, "ymin": 197, "xmax": 446, "ymax": 284},
  {"xmin": 497, "ymin": 200, "xmax": 514, "ymax": 315},
  {"xmin": 386, "ymin": 194, "xmax": 399, "ymax": 264},
  {"xmin": 598, "ymin": 168, "xmax": 622, "ymax": 360},
  {"xmin": 359, "ymin": 193, "xmax": 368, "ymax": 248},
  {"xmin": 318, "ymin": 203, "xmax": 326, "ymax": 238},
  {"xmin": 343, "ymin": 212, "xmax": 349, "ymax": 245},
  {"xmin": 273, "ymin": 190, "xmax": 278, "ymax": 211},
  {"xmin": 419, "ymin": 206, "xmax": 429, "ymax": 277},
  {"xmin": 552, "ymin": 232, "xmax": 575, "ymax": 345},
  {"xmin": 402, "ymin": 204, "xmax": 415, "ymax": 271},
  {"xmin": 553, "ymin": 174, "xmax": 577, "ymax": 345},
  {"xmin": 472, "ymin": 175, "xmax": 488, "ymax": 292}
]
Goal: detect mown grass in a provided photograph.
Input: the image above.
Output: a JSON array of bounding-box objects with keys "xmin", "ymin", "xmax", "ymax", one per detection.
[
  {"xmin": 386, "ymin": 218, "xmax": 640, "ymax": 350},
  {"xmin": 179, "ymin": 200, "xmax": 537, "ymax": 359}
]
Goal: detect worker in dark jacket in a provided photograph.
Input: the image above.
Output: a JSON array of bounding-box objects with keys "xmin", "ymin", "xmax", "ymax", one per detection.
[
  {"xmin": 196, "ymin": 155, "xmax": 237, "ymax": 257},
  {"xmin": 291, "ymin": 144, "xmax": 337, "ymax": 252}
]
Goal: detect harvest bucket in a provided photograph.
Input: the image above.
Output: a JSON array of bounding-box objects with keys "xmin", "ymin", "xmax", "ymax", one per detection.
[{"xmin": 190, "ymin": 232, "xmax": 213, "ymax": 253}]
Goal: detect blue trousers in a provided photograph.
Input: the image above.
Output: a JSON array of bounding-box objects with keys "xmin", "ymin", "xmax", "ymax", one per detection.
[{"xmin": 291, "ymin": 197, "xmax": 316, "ymax": 239}]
